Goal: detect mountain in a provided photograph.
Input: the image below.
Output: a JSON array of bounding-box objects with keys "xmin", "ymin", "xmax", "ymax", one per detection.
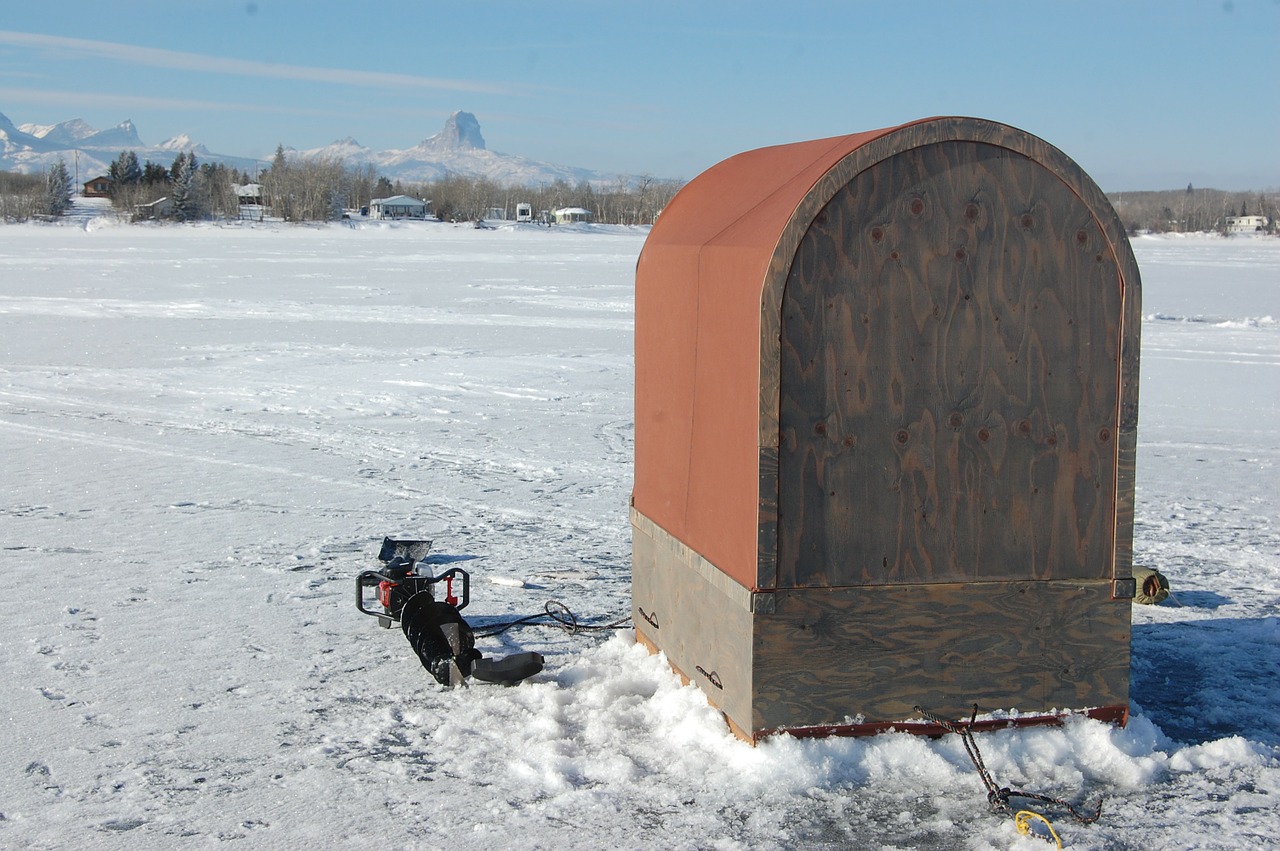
[
  {"xmin": 19, "ymin": 118, "xmax": 145, "ymax": 151},
  {"xmin": 293, "ymin": 111, "xmax": 620, "ymax": 186},
  {"xmin": 20, "ymin": 117, "xmax": 94, "ymax": 145},
  {"xmin": 0, "ymin": 111, "xmax": 56, "ymax": 155},
  {"xmin": 422, "ymin": 110, "xmax": 486, "ymax": 152},
  {"xmin": 0, "ymin": 112, "xmax": 263, "ymax": 179},
  {"xmin": 83, "ymin": 119, "xmax": 145, "ymax": 150},
  {"xmin": 0, "ymin": 109, "xmax": 622, "ymax": 188},
  {"xmin": 18, "ymin": 117, "xmax": 144, "ymax": 149}
]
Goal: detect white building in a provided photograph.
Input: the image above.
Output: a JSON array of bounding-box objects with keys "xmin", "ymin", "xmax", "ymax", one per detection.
[
  {"xmin": 236, "ymin": 184, "xmax": 266, "ymax": 221},
  {"xmin": 552, "ymin": 206, "xmax": 593, "ymax": 224},
  {"xmin": 515, "ymin": 202, "xmax": 533, "ymax": 223},
  {"xmin": 368, "ymin": 195, "xmax": 431, "ymax": 220},
  {"xmin": 134, "ymin": 196, "xmax": 174, "ymax": 220},
  {"xmin": 236, "ymin": 184, "xmax": 263, "ymax": 204},
  {"xmin": 1226, "ymin": 214, "xmax": 1269, "ymax": 235}
]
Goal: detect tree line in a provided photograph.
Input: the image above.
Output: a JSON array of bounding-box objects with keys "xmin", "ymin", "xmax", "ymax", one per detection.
[
  {"xmin": 1108, "ymin": 185, "xmax": 1277, "ymax": 235},
  {"xmin": 0, "ymin": 146, "xmax": 684, "ymax": 226},
  {"xmin": 420, "ymin": 172, "xmax": 681, "ymax": 225},
  {"xmin": 3, "ymin": 149, "xmax": 1271, "ymax": 235},
  {"xmin": 0, "ymin": 161, "xmax": 74, "ymax": 221}
]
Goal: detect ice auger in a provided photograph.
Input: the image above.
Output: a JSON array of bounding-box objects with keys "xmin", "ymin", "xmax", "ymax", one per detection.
[{"xmin": 356, "ymin": 537, "xmax": 543, "ymax": 687}]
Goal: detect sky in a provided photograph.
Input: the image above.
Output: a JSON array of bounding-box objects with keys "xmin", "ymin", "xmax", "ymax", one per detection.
[{"xmin": 0, "ymin": 0, "xmax": 1276, "ymax": 191}]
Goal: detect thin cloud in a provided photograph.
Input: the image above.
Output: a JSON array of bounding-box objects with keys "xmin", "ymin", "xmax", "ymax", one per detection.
[
  {"xmin": 0, "ymin": 86, "xmax": 357, "ymax": 119},
  {"xmin": 0, "ymin": 30, "xmax": 520, "ymax": 95}
]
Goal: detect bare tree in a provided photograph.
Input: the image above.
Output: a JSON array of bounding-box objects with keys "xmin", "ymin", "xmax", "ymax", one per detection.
[{"xmin": 0, "ymin": 170, "xmax": 45, "ymax": 221}]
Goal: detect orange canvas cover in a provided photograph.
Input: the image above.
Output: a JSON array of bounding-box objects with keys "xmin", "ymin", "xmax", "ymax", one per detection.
[{"xmin": 633, "ymin": 120, "xmax": 928, "ymax": 590}]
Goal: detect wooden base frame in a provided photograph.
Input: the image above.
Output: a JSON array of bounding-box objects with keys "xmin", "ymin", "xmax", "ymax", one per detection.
[
  {"xmin": 633, "ymin": 509, "xmax": 1131, "ymax": 744},
  {"xmin": 638, "ymin": 624, "xmax": 1127, "ymax": 742}
]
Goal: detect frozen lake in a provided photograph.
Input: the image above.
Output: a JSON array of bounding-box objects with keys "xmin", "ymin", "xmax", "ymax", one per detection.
[{"xmin": 1, "ymin": 218, "xmax": 1276, "ymax": 849}]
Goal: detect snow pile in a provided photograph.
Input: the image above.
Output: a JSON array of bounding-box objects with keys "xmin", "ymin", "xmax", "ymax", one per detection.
[{"xmin": 0, "ymin": 224, "xmax": 1276, "ymax": 849}]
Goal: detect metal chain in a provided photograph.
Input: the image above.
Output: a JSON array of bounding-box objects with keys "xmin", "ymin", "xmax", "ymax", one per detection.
[{"xmin": 915, "ymin": 705, "xmax": 1103, "ymax": 825}]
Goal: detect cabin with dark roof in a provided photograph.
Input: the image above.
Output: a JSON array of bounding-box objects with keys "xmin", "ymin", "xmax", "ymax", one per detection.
[{"xmin": 82, "ymin": 176, "xmax": 111, "ymax": 198}]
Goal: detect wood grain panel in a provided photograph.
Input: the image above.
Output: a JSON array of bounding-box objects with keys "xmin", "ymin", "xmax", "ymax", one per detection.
[
  {"xmin": 755, "ymin": 118, "xmax": 1141, "ymax": 593},
  {"xmin": 752, "ymin": 581, "xmax": 1130, "ymax": 731},
  {"xmin": 776, "ymin": 141, "xmax": 1122, "ymax": 588}
]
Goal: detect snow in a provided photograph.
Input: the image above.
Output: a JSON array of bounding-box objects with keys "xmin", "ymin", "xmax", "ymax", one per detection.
[{"xmin": 0, "ymin": 214, "xmax": 1277, "ymax": 849}]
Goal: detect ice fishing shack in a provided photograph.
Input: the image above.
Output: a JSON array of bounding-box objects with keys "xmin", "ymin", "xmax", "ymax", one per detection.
[{"xmin": 631, "ymin": 117, "xmax": 1142, "ymax": 741}]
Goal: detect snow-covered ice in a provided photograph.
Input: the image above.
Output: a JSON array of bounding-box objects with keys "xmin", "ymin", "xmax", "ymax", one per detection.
[{"xmin": 0, "ymin": 214, "xmax": 1276, "ymax": 849}]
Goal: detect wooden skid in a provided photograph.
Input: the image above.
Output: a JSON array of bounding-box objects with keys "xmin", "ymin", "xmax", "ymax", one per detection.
[{"xmin": 755, "ymin": 705, "xmax": 1129, "ymax": 741}]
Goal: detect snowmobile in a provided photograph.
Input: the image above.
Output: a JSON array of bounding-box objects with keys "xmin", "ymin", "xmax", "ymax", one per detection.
[{"xmin": 356, "ymin": 537, "xmax": 544, "ymax": 687}]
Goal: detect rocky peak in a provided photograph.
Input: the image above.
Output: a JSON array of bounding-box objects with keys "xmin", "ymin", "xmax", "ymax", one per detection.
[{"xmin": 419, "ymin": 110, "xmax": 486, "ymax": 151}]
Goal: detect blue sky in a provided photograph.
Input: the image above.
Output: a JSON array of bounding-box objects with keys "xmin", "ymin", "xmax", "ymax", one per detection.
[{"xmin": 1, "ymin": 1, "xmax": 1275, "ymax": 190}]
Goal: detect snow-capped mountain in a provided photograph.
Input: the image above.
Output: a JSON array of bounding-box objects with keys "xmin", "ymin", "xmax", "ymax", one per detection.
[
  {"xmin": 155, "ymin": 133, "xmax": 200, "ymax": 152},
  {"xmin": 290, "ymin": 111, "xmax": 620, "ymax": 186},
  {"xmin": 423, "ymin": 109, "xmax": 486, "ymax": 151},
  {"xmin": 0, "ymin": 111, "xmax": 263, "ymax": 179},
  {"xmin": 0, "ymin": 111, "xmax": 56, "ymax": 155},
  {"xmin": 21, "ymin": 117, "xmax": 143, "ymax": 149},
  {"xmin": 0, "ymin": 109, "xmax": 622, "ymax": 187}
]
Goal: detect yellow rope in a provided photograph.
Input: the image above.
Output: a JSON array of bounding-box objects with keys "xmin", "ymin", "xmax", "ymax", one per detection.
[{"xmin": 1015, "ymin": 810, "xmax": 1062, "ymax": 848}]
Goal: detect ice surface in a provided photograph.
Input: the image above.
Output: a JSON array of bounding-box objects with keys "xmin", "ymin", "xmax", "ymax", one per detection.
[{"xmin": 0, "ymin": 217, "xmax": 1276, "ymax": 849}]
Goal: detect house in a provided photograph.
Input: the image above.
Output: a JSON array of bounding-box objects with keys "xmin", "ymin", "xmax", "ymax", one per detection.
[
  {"xmin": 515, "ymin": 202, "xmax": 533, "ymax": 222},
  {"xmin": 83, "ymin": 176, "xmax": 112, "ymax": 198},
  {"xmin": 552, "ymin": 206, "xmax": 592, "ymax": 224},
  {"xmin": 368, "ymin": 195, "xmax": 430, "ymax": 220},
  {"xmin": 134, "ymin": 196, "xmax": 174, "ymax": 220},
  {"xmin": 235, "ymin": 184, "xmax": 266, "ymax": 221},
  {"xmin": 236, "ymin": 184, "xmax": 263, "ymax": 205},
  {"xmin": 1226, "ymin": 214, "xmax": 1270, "ymax": 235}
]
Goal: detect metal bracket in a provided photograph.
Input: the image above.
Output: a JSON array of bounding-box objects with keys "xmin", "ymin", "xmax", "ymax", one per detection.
[
  {"xmin": 751, "ymin": 592, "xmax": 776, "ymax": 614},
  {"xmin": 1112, "ymin": 577, "xmax": 1137, "ymax": 600}
]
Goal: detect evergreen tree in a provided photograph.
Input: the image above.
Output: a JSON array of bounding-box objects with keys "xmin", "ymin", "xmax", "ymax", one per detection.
[
  {"xmin": 171, "ymin": 152, "xmax": 202, "ymax": 221},
  {"xmin": 44, "ymin": 159, "xmax": 74, "ymax": 217},
  {"xmin": 107, "ymin": 150, "xmax": 142, "ymax": 189},
  {"xmin": 142, "ymin": 161, "xmax": 169, "ymax": 186},
  {"xmin": 105, "ymin": 151, "xmax": 144, "ymax": 209}
]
